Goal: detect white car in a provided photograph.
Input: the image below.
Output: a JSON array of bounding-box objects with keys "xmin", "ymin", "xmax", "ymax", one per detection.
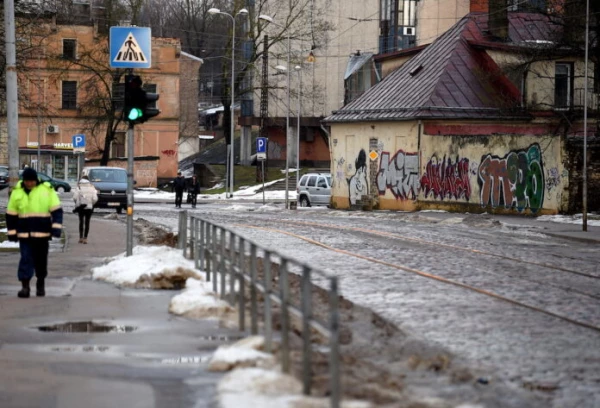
[{"xmin": 296, "ymin": 173, "xmax": 332, "ymax": 207}]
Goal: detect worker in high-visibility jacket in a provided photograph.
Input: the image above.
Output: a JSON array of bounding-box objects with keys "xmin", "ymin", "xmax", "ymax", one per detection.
[{"xmin": 6, "ymin": 167, "xmax": 63, "ymax": 298}]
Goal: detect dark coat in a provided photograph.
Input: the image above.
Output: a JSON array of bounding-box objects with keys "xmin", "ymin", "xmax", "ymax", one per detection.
[
  {"xmin": 189, "ymin": 179, "xmax": 200, "ymax": 194},
  {"xmin": 173, "ymin": 176, "xmax": 186, "ymax": 193}
]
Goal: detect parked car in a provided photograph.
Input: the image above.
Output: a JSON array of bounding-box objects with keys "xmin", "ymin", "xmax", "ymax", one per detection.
[
  {"xmin": 81, "ymin": 167, "xmax": 128, "ymax": 213},
  {"xmin": 17, "ymin": 170, "xmax": 72, "ymax": 193},
  {"xmin": 297, "ymin": 173, "xmax": 332, "ymax": 207},
  {"xmin": 0, "ymin": 166, "xmax": 8, "ymax": 190}
]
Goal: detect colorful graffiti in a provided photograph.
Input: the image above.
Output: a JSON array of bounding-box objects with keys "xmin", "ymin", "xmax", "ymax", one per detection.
[
  {"xmin": 161, "ymin": 149, "xmax": 176, "ymax": 157},
  {"xmin": 376, "ymin": 150, "xmax": 419, "ymax": 200},
  {"xmin": 348, "ymin": 150, "xmax": 368, "ymax": 205},
  {"xmin": 478, "ymin": 144, "xmax": 544, "ymax": 212},
  {"xmin": 420, "ymin": 155, "xmax": 471, "ymax": 201},
  {"xmin": 545, "ymin": 167, "xmax": 561, "ymax": 192}
]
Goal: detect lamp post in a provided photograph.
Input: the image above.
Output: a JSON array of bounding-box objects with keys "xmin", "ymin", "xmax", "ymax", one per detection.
[
  {"xmin": 582, "ymin": 0, "xmax": 589, "ymax": 231},
  {"xmin": 208, "ymin": 7, "xmax": 248, "ymax": 198},
  {"xmin": 295, "ymin": 65, "xmax": 302, "ymax": 179},
  {"xmin": 259, "ymin": 14, "xmax": 291, "ymax": 209}
]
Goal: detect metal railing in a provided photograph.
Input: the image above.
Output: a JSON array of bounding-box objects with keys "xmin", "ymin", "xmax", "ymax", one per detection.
[{"xmin": 178, "ymin": 211, "xmax": 341, "ymax": 407}]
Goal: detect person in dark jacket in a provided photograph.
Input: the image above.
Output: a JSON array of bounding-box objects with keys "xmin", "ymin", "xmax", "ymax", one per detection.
[
  {"xmin": 6, "ymin": 168, "xmax": 63, "ymax": 298},
  {"xmin": 173, "ymin": 171, "xmax": 186, "ymax": 208},
  {"xmin": 189, "ymin": 175, "xmax": 200, "ymax": 208}
]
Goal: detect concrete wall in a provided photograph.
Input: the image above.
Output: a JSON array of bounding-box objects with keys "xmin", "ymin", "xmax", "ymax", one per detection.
[{"xmin": 330, "ymin": 120, "xmax": 569, "ymax": 215}]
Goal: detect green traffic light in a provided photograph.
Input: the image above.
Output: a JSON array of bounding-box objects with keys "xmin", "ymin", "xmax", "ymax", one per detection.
[{"xmin": 128, "ymin": 108, "xmax": 143, "ymax": 121}]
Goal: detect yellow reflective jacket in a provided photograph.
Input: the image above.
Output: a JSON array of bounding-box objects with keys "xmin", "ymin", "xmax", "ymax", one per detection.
[{"xmin": 6, "ymin": 180, "xmax": 64, "ymax": 240}]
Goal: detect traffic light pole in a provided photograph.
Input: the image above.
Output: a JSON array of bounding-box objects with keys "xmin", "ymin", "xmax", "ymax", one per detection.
[{"xmin": 126, "ymin": 122, "xmax": 134, "ymax": 256}]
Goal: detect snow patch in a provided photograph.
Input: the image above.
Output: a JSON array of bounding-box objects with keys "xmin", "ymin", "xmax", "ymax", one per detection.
[
  {"xmin": 208, "ymin": 336, "xmax": 275, "ymax": 372},
  {"xmin": 169, "ymin": 278, "xmax": 234, "ymax": 319},
  {"xmin": 91, "ymin": 245, "xmax": 201, "ymax": 288}
]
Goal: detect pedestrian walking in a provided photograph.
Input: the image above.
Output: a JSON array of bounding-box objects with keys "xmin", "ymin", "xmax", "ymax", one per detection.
[
  {"xmin": 189, "ymin": 175, "xmax": 200, "ymax": 208},
  {"xmin": 5, "ymin": 167, "xmax": 63, "ymax": 298},
  {"xmin": 72, "ymin": 175, "xmax": 98, "ymax": 244},
  {"xmin": 173, "ymin": 171, "xmax": 186, "ymax": 208}
]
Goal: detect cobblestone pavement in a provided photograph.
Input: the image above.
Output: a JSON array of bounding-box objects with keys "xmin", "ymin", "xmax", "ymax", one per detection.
[{"xmin": 171, "ymin": 206, "xmax": 600, "ymax": 408}]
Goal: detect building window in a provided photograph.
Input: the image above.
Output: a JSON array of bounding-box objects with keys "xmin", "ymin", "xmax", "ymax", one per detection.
[
  {"xmin": 62, "ymin": 81, "xmax": 77, "ymax": 110},
  {"xmin": 112, "ymin": 82, "xmax": 125, "ymax": 111},
  {"xmin": 554, "ymin": 63, "xmax": 573, "ymax": 110},
  {"xmin": 63, "ymin": 39, "xmax": 76, "ymax": 59},
  {"xmin": 143, "ymin": 83, "xmax": 157, "ymax": 109},
  {"xmin": 111, "ymin": 132, "xmax": 126, "ymax": 158}
]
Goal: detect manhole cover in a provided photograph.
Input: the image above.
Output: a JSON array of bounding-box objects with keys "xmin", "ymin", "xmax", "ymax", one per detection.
[{"xmin": 38, "ymin": 321, "xmax": 137, "ymax": 333}]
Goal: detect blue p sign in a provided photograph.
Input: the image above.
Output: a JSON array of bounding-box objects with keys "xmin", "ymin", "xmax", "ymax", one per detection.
[
  {"xmin": 257, "ymin": 137, "xmax": 267, "ymax": 153},
  {"xmin": 72, "ymin": 134, "xmax": 86, "ymax": 148}
]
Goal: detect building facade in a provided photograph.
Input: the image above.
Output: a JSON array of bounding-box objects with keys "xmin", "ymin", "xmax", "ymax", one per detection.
[{"xmin": 14, "ymin": 17, "xmax": 191, "ymax": 186}]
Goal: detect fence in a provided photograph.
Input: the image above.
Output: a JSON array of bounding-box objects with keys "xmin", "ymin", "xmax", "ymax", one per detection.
[{"xmin": 178, "ymin": 211, "xmax": 341, "ymax": 408}]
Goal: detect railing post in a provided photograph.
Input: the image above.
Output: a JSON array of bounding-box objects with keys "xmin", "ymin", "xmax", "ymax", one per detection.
[
  {"xmin": 220, "ymin": 228, "xmax": 226, "ymax": 298},
  {"xmin": 329, "ymin": 277, "xmax": 340, "ymax": 408},
  {"xmin": 205, "ymin": 222, "xmax": 211, "ymax": 282},
  {"xmin": 181, "ymin": 211, "xmax": 188, "ymax": 257},
  {"xmin": 198, "ymin": 219, "xmax": 206, "ymax": 271},
  {"xmin": 280, "ymin": 259, "xmax": 290, "ymax": 373},
  {"xmin": 301, "ymin": 266, "xmax": 312, "ymax": 395},
  {"xmin": 250, "ymin": 243, "xmax": 258, "ymax": 335},
  {"xmin": 193, "ymin": 218, "xmax": 199, "ymax": 268},
  {"xmin": 263, "ymin": 251, "xmax": 272, "ymax": 353},
  {"xmin": 177, "ymin": 211, "xmax": 185, "ymax": 249},
  {"xmin": 190, "ymin": 216, "xmax": 197, "ymax": 259},
  {"xmin": 212, "ymin": 225, "xmax": 218, "ymax": 292},
  {"xmin": 238, "ymin": 237, "xmax": 245, "ymax": 332},
  {"xmin": 229, "ymin": 232, "xmax": 236, "ymax": 306}
]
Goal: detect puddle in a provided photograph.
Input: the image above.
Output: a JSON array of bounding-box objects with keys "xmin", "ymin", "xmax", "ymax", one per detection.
[
  {"xmin": 198, "ymin": 335, "xmax": 244, "ymax": 341},
  {"xmin": 38, "ymin": 321, "xmax": 137, "ymax": 333},
  {"xmin": 49, "ymin": 345, "xmax": 111, "ymax": 353}
]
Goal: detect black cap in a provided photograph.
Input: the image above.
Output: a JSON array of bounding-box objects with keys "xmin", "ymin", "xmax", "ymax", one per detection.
[{"xmin": 22, "ymin": 167, "xmax": 38, "ymax": 181}]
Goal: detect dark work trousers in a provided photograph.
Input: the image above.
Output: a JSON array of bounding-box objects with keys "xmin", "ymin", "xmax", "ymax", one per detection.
[
  {"xmin": 175, "ymin": 190, "xmax": 184, "ymax": 207},
  {"xmin": 18, "ymin": 238, "xmax": 49, "ymax": 281},
  {"xmin": 191, "ymin": 194, "xmax": 197, "ymax": 207},
  {"xmin": 78, "ymin": 209, "xmax": 93, "ymax": 238}
]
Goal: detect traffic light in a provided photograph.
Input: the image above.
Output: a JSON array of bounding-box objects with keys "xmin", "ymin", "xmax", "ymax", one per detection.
[{"xmin": 123, "ymin": 75, "xmax": 160, "ymax": 124}]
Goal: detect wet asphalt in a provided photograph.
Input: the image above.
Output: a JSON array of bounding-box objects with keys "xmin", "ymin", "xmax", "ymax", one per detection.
[{"xmin": 0, "ymin": 210, "xmax": 242, "ymax": 408}]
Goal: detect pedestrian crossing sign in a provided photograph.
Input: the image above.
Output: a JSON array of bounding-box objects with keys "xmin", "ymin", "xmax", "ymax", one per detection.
[{"xmin": 109, "ymin": 27, "xmax": 152, "ymax": 68}]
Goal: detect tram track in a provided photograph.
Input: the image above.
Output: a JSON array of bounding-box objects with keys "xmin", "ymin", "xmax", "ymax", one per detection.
[{"xmin": 231, "ymin": 221, "xmax": 600, "ymax": 334}]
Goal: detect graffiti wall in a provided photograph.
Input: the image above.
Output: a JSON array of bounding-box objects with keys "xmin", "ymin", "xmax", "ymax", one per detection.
[
  {"xmin": 478, "ymin": 144, "xmax": 544, "ymax": 212},
  {"xmin": 418, "ymin": 133, "xmax": 565, "ymax": 214},
  {"xmin": 328, "ymin": 121, "xmax": 566, "ymax": 214}
]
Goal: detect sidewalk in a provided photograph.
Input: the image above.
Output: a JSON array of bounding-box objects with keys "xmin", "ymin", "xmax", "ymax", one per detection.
[{"xmin": 0, "ymin": 213, "xmax": 239, "ymax": 408}]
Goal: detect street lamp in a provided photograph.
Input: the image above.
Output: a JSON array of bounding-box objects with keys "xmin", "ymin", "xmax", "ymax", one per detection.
[
  {"xmin": 259, "ymin": 14, "xmax": 291, "ymax": 209},
  {"xmin": 208, "ymin": 7, "xmax": 248, "ymax": 198},
  {"xmin": 294, "ymin": 65, "xmax": 302, "ymax": 179}
]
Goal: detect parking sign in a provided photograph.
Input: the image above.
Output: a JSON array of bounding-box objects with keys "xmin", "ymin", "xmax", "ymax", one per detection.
[
  {"xmin": 256, "ymin": 137, "xmax": 267, "ymax": 161},
  {"xmin": 72, "ymin": 134, "xmax": 85, "ymax": 153}
]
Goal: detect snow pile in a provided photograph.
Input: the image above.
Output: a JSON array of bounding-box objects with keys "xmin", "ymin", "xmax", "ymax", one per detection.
[
  {"xmin": 91, "ymin": 245, "xmax": 201, "ymax": 289},
  {"xmin": 168, "ymin": 278, "xmax": 234, "ymax": 319},
  {"xmin": 537, "ymin": 214, "xmax": 600, "ymax": 227},
  {"xmin": 208, "ymin": 336, "xmax": 276, "ymax": 372},
  {"xmin": 218, "ymin": 367, "xmax": 373, "ymax": 408},
  {"xmin": 0, "ymin": 240, "xmax": 19, "ymax": 248}
]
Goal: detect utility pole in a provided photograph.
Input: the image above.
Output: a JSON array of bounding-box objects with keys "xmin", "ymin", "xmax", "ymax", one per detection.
[
  {"xmin": 4, "ymin": 0, "xmax": 19, "ymax": 188},
  {"xmin": 582, "ymin": 0, "xmax": 589, "ymax": 232}
]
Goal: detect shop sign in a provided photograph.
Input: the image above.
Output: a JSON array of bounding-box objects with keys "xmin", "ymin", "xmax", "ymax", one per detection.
[
  {"xmin": 53, "ymin": 143, "xmax": 73, "ymax": 150},
  {"xmin": 26, "ymin": 142, "xmax": 39, "ymax": 148}
]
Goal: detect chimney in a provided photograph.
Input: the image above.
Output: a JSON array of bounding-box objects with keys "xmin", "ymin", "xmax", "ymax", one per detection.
[
  {"xmin": 470, "ymin": 0, "xmax": 488, "ymax": 13},
  {"xmin": 488, "ymin": 0, "xmax": 508, "ymax": 40}
]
